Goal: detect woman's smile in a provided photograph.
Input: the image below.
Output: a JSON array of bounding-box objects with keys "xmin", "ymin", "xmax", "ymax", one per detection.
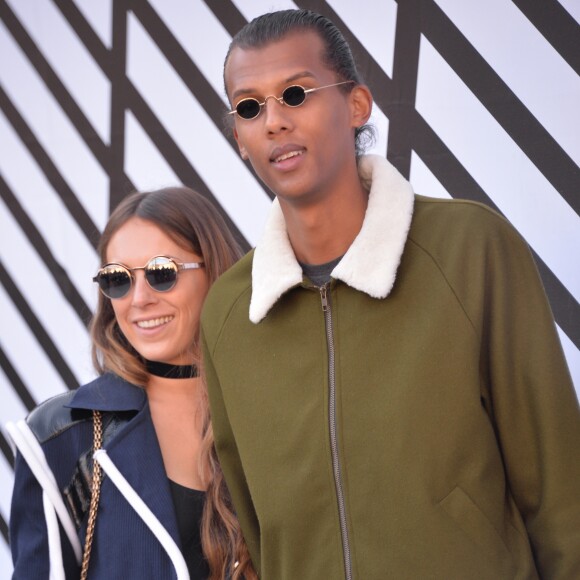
[{"xmin": 135, "ymin": 315, "xmax": 174, "ymax": 330}]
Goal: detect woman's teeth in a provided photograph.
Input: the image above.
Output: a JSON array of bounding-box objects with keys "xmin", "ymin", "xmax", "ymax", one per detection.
[{"xmin": 137, "ymin": 316, "xmax": 173, "ymax": 329}]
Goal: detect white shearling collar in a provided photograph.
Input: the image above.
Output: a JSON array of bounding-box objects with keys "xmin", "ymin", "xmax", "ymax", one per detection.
[{"xmin": 249, "ymin": 155, "xmax": 415, "ymax": 323}]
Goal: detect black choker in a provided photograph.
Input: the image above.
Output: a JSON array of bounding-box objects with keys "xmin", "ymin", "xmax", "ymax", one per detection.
[{"xmin": 145, "ymin": 359, "xmax": 199, "ymax": 379}]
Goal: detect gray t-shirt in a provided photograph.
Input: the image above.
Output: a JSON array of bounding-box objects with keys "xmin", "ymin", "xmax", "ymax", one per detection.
[{"xmin": 299, "ymin": 256, "xmax": 343, "ymax": 287}]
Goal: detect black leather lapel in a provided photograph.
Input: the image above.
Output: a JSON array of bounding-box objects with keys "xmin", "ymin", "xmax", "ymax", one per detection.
[{"xmin": 63, "ymin": 411, "xmax": 134, "ymax": 529}]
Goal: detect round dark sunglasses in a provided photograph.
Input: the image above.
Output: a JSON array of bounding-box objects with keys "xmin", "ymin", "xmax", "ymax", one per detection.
[
  {"xmin": 93, "ymin": 256, "xmax": 204, "ymax": 299},
  {"xmin": 228, "ymin": 80, "xmax": 355, "ymax": 120}
]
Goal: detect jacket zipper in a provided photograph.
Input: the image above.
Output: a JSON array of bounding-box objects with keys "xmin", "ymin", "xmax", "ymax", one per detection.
[{"xmin": 320, "ymin": 284, "xmax": 353, "ymax": 580}]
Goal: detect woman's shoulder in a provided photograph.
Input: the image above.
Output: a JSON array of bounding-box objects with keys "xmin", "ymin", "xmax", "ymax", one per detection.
[
  {"xmin": 26, "ymin": 373, "xmax": 145, "ymax": 445},
  {"xmin": 26, "ymin": 390, "xmax": 90, "ymax": 445}
]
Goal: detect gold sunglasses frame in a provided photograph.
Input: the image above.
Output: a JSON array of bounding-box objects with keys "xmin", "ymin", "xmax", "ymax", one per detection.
[{"xmin": 228, "ymin": 80, "xmax": 355, "ymax": 120}]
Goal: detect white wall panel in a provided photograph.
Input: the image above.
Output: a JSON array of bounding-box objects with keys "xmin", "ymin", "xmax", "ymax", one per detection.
[
  {"xmin": 434, "ymin": 0, "xmax": 580, "ymax": 166},
  {"xmin": 0, "ymin": 369, "xmax": 28, "ymax": 428},
  {"xmin": 416, "ymin": 36, "xmax": 580, "ymax": 302},
  {"xmin": 6, "ymin": 0, "xmax": 111, "ymax": 144},
  {"xmin": 0, "ymin": 111, "xmax": 99, "ymax": 310},
  {"xmin": 0, "ymin": 19, "xmax": 109, "ymax": 232},
  {"xmin": 0, "ymin": 283, "xmax": 68, "ymax": 405},
  {"xmin": 124, "ymin": 110, "xmax": 180, "ymax": 192},
  {"xmin": 148, "ymin": 0, "xmax": 233, "ymax": 102},
  {"xmin": 73, "ymin": 0, "xmax": 113, "ymax": 48},
  {"xmin": 410, "ymin": 151, "xmax": 452, "ymax": 200},
  {"xmin": 0, "ymin": 198, "xmax": 93, "ymax": 387},
  {"xmin": 328, "ymin": 0, "xmax": 398, "ymax": 78}
]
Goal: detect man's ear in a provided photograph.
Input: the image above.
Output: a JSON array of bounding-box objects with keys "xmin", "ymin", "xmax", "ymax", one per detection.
[
  {"xmin": 233, "ymin": 127, "xmax": 249, "ymax": 160},
  {"xmin": 349, "ymin": 84, "xmax": 373, "ymax": 129}
]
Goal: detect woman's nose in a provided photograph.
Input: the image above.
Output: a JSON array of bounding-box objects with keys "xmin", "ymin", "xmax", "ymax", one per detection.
[{"xmin": 130, "ymin": 271, "xmax": 156, "ymax": 306}]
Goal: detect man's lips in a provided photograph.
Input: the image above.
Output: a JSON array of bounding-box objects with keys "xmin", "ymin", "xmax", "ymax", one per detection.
[{"xmin": 270, "ymin": 144, "xmax": 305, "ymax": 163}]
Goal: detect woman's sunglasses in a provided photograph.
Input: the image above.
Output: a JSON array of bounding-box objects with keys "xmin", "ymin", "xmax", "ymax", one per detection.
[
  {"xmin": 228, "ymin": 80, "xmax": 355, "ymax": 120},
  {"xmin": 93, "ymin": 256, "xmax": 204, "ymax": 299}
]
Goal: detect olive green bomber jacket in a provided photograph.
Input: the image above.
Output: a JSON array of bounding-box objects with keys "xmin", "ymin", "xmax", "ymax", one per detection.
[{"xmin": 201, "ymin": 155, "xmax": 580, "ymax": 579}]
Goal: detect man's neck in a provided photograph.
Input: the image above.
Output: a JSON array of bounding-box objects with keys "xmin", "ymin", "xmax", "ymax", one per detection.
[{"xmin": 279, "ymin": 183, "xmax": 369, "ymax": 265}]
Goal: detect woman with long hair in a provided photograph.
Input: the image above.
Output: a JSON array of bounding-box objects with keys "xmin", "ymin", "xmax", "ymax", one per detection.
[{"xmin": 9, "ymin": 186, "xmax": 256, "ymax": 579}]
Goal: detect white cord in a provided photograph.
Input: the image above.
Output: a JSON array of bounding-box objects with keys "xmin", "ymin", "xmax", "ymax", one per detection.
[
  {"xmin": 6, "ymin": 420, "xmax": 82, "ymax": 563},
  {"xmin": 94, "ymin": 449, "xmax": 190, "ymax": 580},
  {"xmin": 43, "ymin": 491, "xmax": 65, "ymax": 580}
]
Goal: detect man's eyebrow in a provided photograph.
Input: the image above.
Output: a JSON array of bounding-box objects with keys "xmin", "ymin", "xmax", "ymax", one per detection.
[
  {"xmin": 285, "ymin": 71, "xmax": 317, "ymax": 84},
  {"xmin": 231, "ymin": 71, "xmax": 317, "ymax": 101}
]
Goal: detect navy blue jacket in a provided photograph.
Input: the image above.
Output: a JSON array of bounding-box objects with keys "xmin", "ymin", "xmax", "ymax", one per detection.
[{"xmin": 10, "ymin": 373, "xmax": 191, "ymax": 579}]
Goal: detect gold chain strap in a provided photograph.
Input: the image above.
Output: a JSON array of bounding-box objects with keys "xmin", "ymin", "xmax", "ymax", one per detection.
[{"xmin": 80, "ymin": 410, "xmax": 103, "ymax": 580}]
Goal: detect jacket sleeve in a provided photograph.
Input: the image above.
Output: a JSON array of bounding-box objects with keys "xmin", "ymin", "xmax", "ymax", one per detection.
[
  {"xmin": 10, "ymin": 452, "xmax": 78, "ymax": 579},
  {"xmin": 10, "ymin": 443, "xmax": 80, "ymax": 578},
  {"xmin": 478, "ymin": 216, "xmax": 580, "ymax": 578},
  {"xmin": 201, "ymin": 328, "xmax": 262, "ymax": 575}
]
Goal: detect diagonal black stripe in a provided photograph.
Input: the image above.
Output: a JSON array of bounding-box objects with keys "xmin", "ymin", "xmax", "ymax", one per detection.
[
  {"xmin": 385, "ymin": 0, "xmax": 421, "ymax": 177},
  {"xmin": 1, "ymin": 429, "xmax": 15, "ymax": 470},
  {"xmin": 51, "ymin": 0, "xmax": 136, "ymax": 212},
  {"xmin": 422, "ymin": 0, "xmax": 580, "ymax": 215},
  {"xmin": 0, "ymin": 176, "xmax": 92, "ymax": 328},
  {"xmin": 124, "ymin": 82, "xmax": 250, "ymax": 252},
  {"xmin": 0, "ymin": 0, "xmax": 111, "ymax": 173},
  {"xmin": 512, "ymin": 0, "xmax": 580, "ymax": 75},
  {"xmin": 109, "ymin": 0, "xmax": 130, "ymax": 211},
  {"xmin": 0, "ymin": 85, "xmax": 100, "ymax": 250},
  {"xmin": 0, "ymin": 344, "xmax": 37, "ymax": 412},
  {"xmin": 203, "ymin": 0, "xmax": 247, "ymax": 38},
  {"xmin": 0, "ymin": 505, "xmax": 8, "ymax": 543},
  {"xmin": 412, "ymin": 112, "xmax": 580, "ymax": 348},
  {"xmin": 0, "ymin": 260, "xmax": 79, "ymax": 390},
  {"xmin": 130, "ymin": 0, "xmax": 274, "ymax": 201}
]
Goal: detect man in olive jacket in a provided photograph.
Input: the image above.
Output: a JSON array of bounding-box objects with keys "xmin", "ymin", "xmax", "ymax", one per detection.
[{"xmin": 201, "ymin": 9, "xmax": 580, "ymax": 580}]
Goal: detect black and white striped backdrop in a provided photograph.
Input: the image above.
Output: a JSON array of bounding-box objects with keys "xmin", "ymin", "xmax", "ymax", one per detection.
[{"xmin": 1, "ymin": 0, "xmax": 578, "ymax": 570}]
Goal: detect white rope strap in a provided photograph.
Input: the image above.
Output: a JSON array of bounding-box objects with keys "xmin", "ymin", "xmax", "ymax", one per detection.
[
  {"xmin": 6, "ymin": 420, "xmax": 82, "ymax": 563},
  {"xmin": 43, "ymin": 491, "xmax": 65, "ymax": 580},
  {"xmin": 94, "ymin": 449, "xmax": 190, "ymax": 580}
]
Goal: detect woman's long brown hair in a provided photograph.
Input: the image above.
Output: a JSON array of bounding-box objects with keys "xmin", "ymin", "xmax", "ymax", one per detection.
[{"xmin": 90, "ymin": 187, "xmax": 257, "ymax": 578}]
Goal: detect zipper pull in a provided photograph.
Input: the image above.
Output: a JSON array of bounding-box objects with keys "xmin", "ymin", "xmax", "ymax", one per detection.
[{"xmin": 320, "ymin": 285, "xmax": 329, "ymax": 312}]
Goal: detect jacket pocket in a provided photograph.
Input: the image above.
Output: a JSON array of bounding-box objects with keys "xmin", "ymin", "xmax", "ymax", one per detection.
[{"xmin": 439, "ymin": 486, "xmax": 514, "ymax": 575}]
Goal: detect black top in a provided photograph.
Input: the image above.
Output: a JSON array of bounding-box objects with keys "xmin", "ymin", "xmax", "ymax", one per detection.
[{"xmin": 168, "ymin": 479, "xmax": 210, "ymax": 579}]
